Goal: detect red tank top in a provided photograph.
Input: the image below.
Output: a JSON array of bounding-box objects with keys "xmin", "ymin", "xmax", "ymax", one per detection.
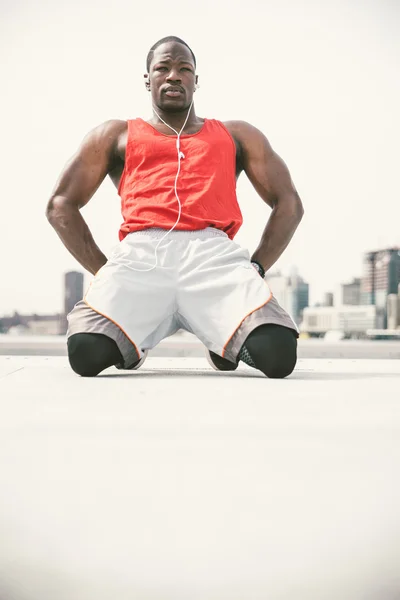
[{"xmin": 117, "ymin": 118, "xmax": 243, "ymax": 241}]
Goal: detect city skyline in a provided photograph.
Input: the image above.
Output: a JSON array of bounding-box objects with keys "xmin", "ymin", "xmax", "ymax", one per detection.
[
  {"xmin": 1, "ymin": 0, "xmax": 399, "ymax": 315},
  {"xmin": 2, "ymin": 244, "xmax": 398, "ymax": 319},
  {"xmin": 3, "ymin": 243, "xmax": 399, "ymax": 337}
]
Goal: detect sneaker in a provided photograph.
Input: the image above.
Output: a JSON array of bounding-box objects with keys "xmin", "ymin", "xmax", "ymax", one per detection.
[
  {"xmin": 205, "ymin": 349, "xmax": 238, "ymax": 371},
  {"xmin": 127, "ymin": 350, "xmax": 149, "ymax": 370}
]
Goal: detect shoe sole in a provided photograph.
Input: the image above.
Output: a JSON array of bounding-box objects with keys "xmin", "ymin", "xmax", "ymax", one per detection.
[
  {"xmin": 131, "ymin": 350, "xmax": 149, "ymax": 370},
  {"xmin": 205, "ymin": 349, "xmax": 237, "ymax": 372}
]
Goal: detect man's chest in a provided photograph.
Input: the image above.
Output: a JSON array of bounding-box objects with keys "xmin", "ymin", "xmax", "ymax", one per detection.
[{"xmin": 110, "ymin": 124, "xmax": 243, "ymax": 188}]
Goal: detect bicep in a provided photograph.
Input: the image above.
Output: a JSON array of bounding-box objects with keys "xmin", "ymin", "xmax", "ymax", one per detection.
[
  {"xmin": 240, "ymin": 124, "xmax": 298, "ymax": 208},
  {"xmin": 50, "ymin": 123, "xmax": 118, "ymax": 209}
]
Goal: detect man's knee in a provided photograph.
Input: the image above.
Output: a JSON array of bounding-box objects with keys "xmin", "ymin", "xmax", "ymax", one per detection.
[
  {"xmin": 262, "ymin": 359, "xmax": 296, "ymax": 379},
  {"xmin": 67, "ymin": 333, "xmax": 123, "ymax": 377},
  {"xmin": 241, "ymin": 324, "xmax": 297, "ymax": 379}
]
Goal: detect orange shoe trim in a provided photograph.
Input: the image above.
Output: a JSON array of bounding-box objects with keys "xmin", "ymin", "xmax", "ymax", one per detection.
[{"xmin": 221, "ymin": 292, "xmax": 273, "ymax": 358}]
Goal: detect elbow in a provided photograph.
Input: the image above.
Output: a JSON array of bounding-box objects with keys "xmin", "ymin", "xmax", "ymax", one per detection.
[
  {"xmin": 45, "ymin": 196, "xmax": 57, "ymax": 223},
  {"xmin": 296, "ymin": 195, "xmax": 304, "ymax": 222},
  {"xmin": 277, "ymin": 192, "xmax": 304, "ymax": 223},
  {"xmin": 45, "ymin": 195, "xmax": 72, "ymax": 224},
  {"xmin": 289, "ymin": 192, "xmax": 304, "ymax": 224}
]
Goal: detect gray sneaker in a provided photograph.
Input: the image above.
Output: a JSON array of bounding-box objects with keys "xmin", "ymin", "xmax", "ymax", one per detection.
[
  {"xmin": 130, "ymin": 350, "xmax": 148, "ymax": 370},
  {"xmin": 205, "ymin": 349, "xmax": 238, "ymax": 371},
  {"xmin": 117, "ymin": 349, "xmax": 148, "ymax": 371}
]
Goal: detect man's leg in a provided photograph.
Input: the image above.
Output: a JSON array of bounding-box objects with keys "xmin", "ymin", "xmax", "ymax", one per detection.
[
  {"xmin": 68, "ymin": 333, "xmax": 124, "ymax": 377},
  {"xmin": 177, "ymin": 231, "xmax": 298, "ymax": 373},
  {"xmin": 239, "ymin": 324, "xmax": 297, "ymax": 378}
]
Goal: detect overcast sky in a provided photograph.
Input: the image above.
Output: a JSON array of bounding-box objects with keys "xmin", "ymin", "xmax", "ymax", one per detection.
[{"xmin": 1, "ymin": 0, "xmax": 399, "ymax": 315}]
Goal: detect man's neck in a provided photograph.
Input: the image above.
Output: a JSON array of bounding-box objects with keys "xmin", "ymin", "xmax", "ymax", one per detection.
[{"xmin": 150, "ymin": 105, "xmax": 199, "ymax": 133}]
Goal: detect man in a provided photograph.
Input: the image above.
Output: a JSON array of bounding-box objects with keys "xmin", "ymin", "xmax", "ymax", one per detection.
[{"xmin": 46, "ymin": 36, "xmax": 304, "ymax": 378}]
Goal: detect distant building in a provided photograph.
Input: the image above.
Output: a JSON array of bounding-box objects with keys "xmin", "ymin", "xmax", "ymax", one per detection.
[
  {"xmin": 64, "ymin": 271, "xmax": 84, "ymax": 316},
  {"xmin": 290, "ymin": 273, "xmax": 309, "ymax": 326},
  {"xmin": 387, "ymin": 289, "xmax": 400, "ymax": 330},
  {"xmin": 26, "ymin": 314, "xmax": 64, "ymax": 335},
  {"xmin": 59, "ymin": 271, "xmax": 85, "ymax": 334},
  {"xmin": 266, "ymin": 272, "xmax": 291, "ymax": 312},
  {"xmin": 266, "ymin": 269, "xmax": 309, "ymax": 326},
  {"xmin": 0, "ymin": 311, "xmax": 25, "ymax": 333},
  {"xmin": 323, "ymin": 292, "xmax": 334, "ymax": 307},
  {"xmin": 341, "ymin": 277, "xmax": 361, "ymax": 306},
  {"xmin": 1, "ymin": 271, "xmax": 85, "ymax": 336},
  {"xmin": 361, "ymin": 248, "xmax": 400, "ymax": 328},
  {"xmin": 301, "ymin": 305, "xmax": 376, "ymax": 337},
  {"xmin": 0, "ymin": 312, "xmax": 64, "ymax": 335}
]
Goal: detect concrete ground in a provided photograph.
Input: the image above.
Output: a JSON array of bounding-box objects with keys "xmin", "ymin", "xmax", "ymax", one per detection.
[{"xmin": 0, "ymin": 355, "xmax": 400, "ymax": 600}]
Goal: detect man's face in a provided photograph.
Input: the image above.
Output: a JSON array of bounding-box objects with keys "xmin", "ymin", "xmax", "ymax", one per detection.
[{"xmin": 146, "ymin": 42, "xmax": 197, "ymax": 111}]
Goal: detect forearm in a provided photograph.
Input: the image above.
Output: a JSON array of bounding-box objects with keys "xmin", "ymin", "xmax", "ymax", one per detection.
[
  {"xmin": 251, "ymin": 201, "xmax": 303, "ymax": 273},
  {"xmin": 46, "ymin": 199, "xmax": 107, "ymax": 275}
]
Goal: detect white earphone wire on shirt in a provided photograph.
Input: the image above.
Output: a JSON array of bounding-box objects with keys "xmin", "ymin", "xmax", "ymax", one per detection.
[{"xmin": 128, "ymin": 98, "xmax": 194, "ymax": 272}]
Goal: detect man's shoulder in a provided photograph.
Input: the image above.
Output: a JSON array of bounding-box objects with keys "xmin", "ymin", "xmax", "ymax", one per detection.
[
  {"xmin": 82, "ymin": 120, "xmax": 128, "ymax": 155},
  {"xmin": 222, "ymin": 120, "xmax": 257, "ymax": 136},
  {"xmin": 96, "ymin": 119, "xmax": 128, "ymax": 137},
  {"xmin": 221, "ymin": 120, "xmax": 269, "ymax": 148}
]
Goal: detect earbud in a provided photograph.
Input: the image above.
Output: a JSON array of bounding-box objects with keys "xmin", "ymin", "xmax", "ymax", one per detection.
[{"xmin": 179, "ymin": 151, "xmax": 185, "ymax": 159}]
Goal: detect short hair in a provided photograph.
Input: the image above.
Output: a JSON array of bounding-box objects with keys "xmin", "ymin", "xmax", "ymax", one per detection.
[{"xmin": 146, "ymin": 36, "xmax": 196, "ymax": 72}]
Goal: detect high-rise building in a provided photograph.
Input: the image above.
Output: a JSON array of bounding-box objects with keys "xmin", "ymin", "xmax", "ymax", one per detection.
[
  {"xmin": 266, "ymin": 269, "xmax": 309, "ymax": 326},
  {"xmin": 290, "ymin": 273, "xmax": 309, "ymax": 325},
  {"xmin": 266, "ymin": 271, "xmax": 291, "ymax": 311},
  {"xmin": 387, "ymin": 292, "xmax": 400, "ymax": 330},
  {"xmin": 361, "ymin": 248, "xmax": 400, "ymax": 328},
  {"xmin": 64, "ymin": 271, "xmax": 84, "ymax": 317},
  {"xmin": 341, "ymin": 278, "xmax": 361, "ymax": 306},
  {"xmin": 323, "ymin": 292, "xmax": 334, "ymax": 307}
]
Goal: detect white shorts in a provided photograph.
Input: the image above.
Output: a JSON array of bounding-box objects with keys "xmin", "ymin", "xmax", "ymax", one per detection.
[{"xmin": 67, "ymin": 228, "xmax": 298, "ymax": 368}]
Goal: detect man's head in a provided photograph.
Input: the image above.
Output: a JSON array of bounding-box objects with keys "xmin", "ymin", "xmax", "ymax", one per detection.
[{"xmin": 144, "ymin": 36, "xmax": 198, "ymax": 112}]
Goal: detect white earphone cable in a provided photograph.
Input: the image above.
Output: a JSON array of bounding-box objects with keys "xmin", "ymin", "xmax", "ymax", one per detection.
[{"xmin": 128, "ymin": 98, "xmax": 194, "ymax": 272}]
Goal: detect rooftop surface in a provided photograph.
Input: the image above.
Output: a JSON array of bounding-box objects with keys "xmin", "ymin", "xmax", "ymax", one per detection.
[{"xmin": 1, "ymin": 355, "xmax": 400, "ymax": 600}]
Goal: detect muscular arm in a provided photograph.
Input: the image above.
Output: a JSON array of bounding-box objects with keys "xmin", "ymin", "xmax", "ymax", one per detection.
[
  {"xmin": 226, "ymin": 121, "xmax": 304, "ymax": 273},
  {"xmin": 45, "ymin": 120, "xmax": 126, "ymax": 275}
]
